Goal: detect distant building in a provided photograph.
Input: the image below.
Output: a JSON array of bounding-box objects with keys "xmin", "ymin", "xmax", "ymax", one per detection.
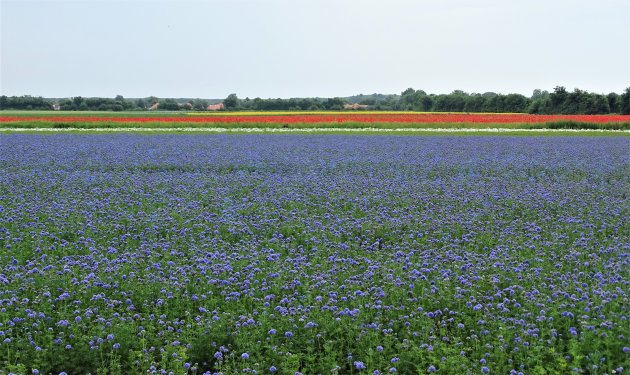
[
  {"xmin": 207, "ymin": 103, "xmax": 225, "ymax": 111},
  {"xmin": 343, "ymin": 103, "xmax": 369, "ymax": 110},
  {"xmin": 149, "ymin": 102, "xmax": 160, "ymax": 110},
  {"xmin": 52, "ymin": 104, "xmax": 61, "ymax": 111}
]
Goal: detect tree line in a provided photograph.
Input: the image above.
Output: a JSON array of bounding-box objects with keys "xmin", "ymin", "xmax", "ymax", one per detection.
[
  {"xmin": 364, "ymin": 87, "xmax": 630, "ymax": 114},
  {"xmin": 0, "ymin": 95, "xmax": 212, "ymax": 112},
  {"xmin": 1, "ymin": 87, "xmax": 629, "ymax": 114}
]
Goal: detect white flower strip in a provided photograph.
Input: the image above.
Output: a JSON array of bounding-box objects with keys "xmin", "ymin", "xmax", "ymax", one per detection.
[{"xmin": 1, "ymin": 127, "xmax": 629, "ymax": 133}]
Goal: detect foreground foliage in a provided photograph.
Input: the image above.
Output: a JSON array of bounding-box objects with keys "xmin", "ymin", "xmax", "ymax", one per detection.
[{"xmin": 0, "ymin": 135, "xmax": 628, "ymax": 374}]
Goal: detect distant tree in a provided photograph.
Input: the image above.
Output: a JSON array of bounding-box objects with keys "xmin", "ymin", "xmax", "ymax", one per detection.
[
  {"xmin": 59, "ymin": 99, "xmax": 74, "ymax": 110},
  {"xmin": 0, "ymin": 95, "xmax": 52, "ymax": 110},
  {"xmin": 587, "ymin": 95, "xmax": 610, "ymax": 114},
  {"xmin": 192, "ymin": 99, "xmax": 209, "ymax": 111},
  {"xmin": 252, "ymin": 97, "xmax": 263, "ymax": 110},
  {"xmin": 464, "ymin": 94, "xmax": 485, "ymax": 112},
  {"xmin": 528, "ymin": 89, "xmax": 550, "ymax": 113},
  {"xmin": 179, "ymin": 102, "xmax": 193, "ymax": 111},
  {"xmin": 323, "ymin": 97, "xmax": 346, "ymax": 110},
  {"xmin": 72, "ymin": 96, "xmax": 85, "ymax": 110},
  {"xmin": 297, "ymin": 98, "xmax": 317, "ymax": 110},
  {"xmin": 531, "ymin": 89, "xmax": 549, "ymax": 101},
  {"xmin": 549, "ymin": 86, "xmax": 568, "ymax": 113},
  {"xmin": 416, "ymin": 93, "xmax": 433, "ymax": 112},
  {"xmin": 113, "ymin": 95, "xmax": 133, "ymax": 111},
  {"xmin": 482, "ymin": 94, "xmax": 503, "ymax": 112},
  {"xmin": 136, "ymin": 98, "xmax": 147, "ymax": 109},
  {"xmin": 531, "ymin": 89, "xmax": 543, "ymax": 100},
  {"xmin": 503, "ymin": 94, "xmax": 529, "ymax": 112},
  {"xmin": 224, "ymin": 94, "xmax": 240, "ymax": 110},
  {"xmin": 606, "ymin": 93, "xmax": 620, "ymax": 113},
  {"xmin": 432, "ymin": 95, "xmax": 449, "ymax": 112},
  {"xmin": 159, "ymin": 99, "xmax": 180, "ymax": 111},
  {"xmin": 621, "ymin": 87, "xmax": 630, "ymax": 115},
  {"xmin": 399, "ymin": 88, "xmax": 418, "ymax": 110},
  {"xmin": 434, "ymin": 92, "xmax": 466, "ymax": 112},
  {"xmin": 3, "ymin": 87, "xmax": 626, "ymax": 114}
]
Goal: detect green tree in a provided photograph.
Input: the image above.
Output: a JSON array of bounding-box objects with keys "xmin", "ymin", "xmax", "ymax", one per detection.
[
  {"xmin": 224, "ymin": 94, "xmax": 239, "ymax": 110},
  {"xmin": 549, "ymin": 86, "xmax": 568, "ymax": 113},
  {"xmin": 503, "ymin": 94, "xmax": 529, "ymax": 113},
  {"xmin": 620, "ymin": 88, "xmax": 630, "ymax": 115},
  {"xmin": 136, "ymin": 98, "xmax": 147, "ymax": 109},
  {"xmin": 464, "ymin": 94, "xmax": 485, "ymax": 112},
  {"xmin": 606, "ymin": 93, "xmax": 620, "ymax": 113},
  {"xmin": 159, "ymin": 99, "xmax": 180, "ymax": 111},
  {"xmin": 399, "ymin": 88, "xmax": 418, "ymax": 110},
  {"xmin": 72, "ymin": 96, "xmax": 85, "ymax": 110},
  {"xmin": 323, "ymin": 97, "xmax": 346, "ymax": 110},
  {"xmin": 192, "ymin": 99, "xmax": 209, "ymax": 111}
]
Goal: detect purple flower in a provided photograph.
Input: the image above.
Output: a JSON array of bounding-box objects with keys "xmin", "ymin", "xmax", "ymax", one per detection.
[
  {"xmin": 3, "ymin": 133, "xmax": 629, "ymax": 375},
  {"xmin": 427, "ymin": 365, "xmax": 436, "ymax": 373},
  {"xmin": 269, "ymin": 366, "xmax": 277, "ymax": 373},
  {"xmin": 482, "ymin": 367, "xmax": 490, "ymax": 374},
  {"xmin": 354, "ymin": 361, "xmax": 366, "ymax": 370}
]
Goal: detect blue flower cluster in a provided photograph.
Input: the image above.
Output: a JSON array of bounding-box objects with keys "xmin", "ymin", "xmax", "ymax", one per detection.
[{"xmin": 0, "ymin": 134, "xmax": 628, "ymax": 374}]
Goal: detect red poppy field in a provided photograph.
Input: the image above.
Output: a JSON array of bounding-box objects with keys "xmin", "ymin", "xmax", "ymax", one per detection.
[
  {"xmin": 1, "ymin": 112, "xmax": 629, "ymax": 131},
  {"xmin": 2, "ymin": 113, "xmax": 630, "ymax": 124}
]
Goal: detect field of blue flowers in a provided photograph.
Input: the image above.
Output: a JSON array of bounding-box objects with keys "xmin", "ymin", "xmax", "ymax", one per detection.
[{"xmin": 0, "ymin": 134, "xmax": 628, "ymax": 375}]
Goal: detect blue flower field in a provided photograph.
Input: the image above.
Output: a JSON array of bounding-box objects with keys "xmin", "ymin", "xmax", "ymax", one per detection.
[{"xmin": 0, "ymin": 135, "xmax": 628, "ymax": 374}]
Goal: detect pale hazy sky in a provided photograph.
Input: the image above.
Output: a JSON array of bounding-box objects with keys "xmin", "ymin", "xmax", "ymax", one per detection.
[{"xmin": 1, "ymin": 0, "xmax": 629, "ymax": 98}]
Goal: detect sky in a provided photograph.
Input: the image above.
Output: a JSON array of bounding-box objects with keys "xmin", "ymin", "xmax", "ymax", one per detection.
[{"xmin": 1, "ymin": 0, "xmax": 629, "ymax": 99}]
